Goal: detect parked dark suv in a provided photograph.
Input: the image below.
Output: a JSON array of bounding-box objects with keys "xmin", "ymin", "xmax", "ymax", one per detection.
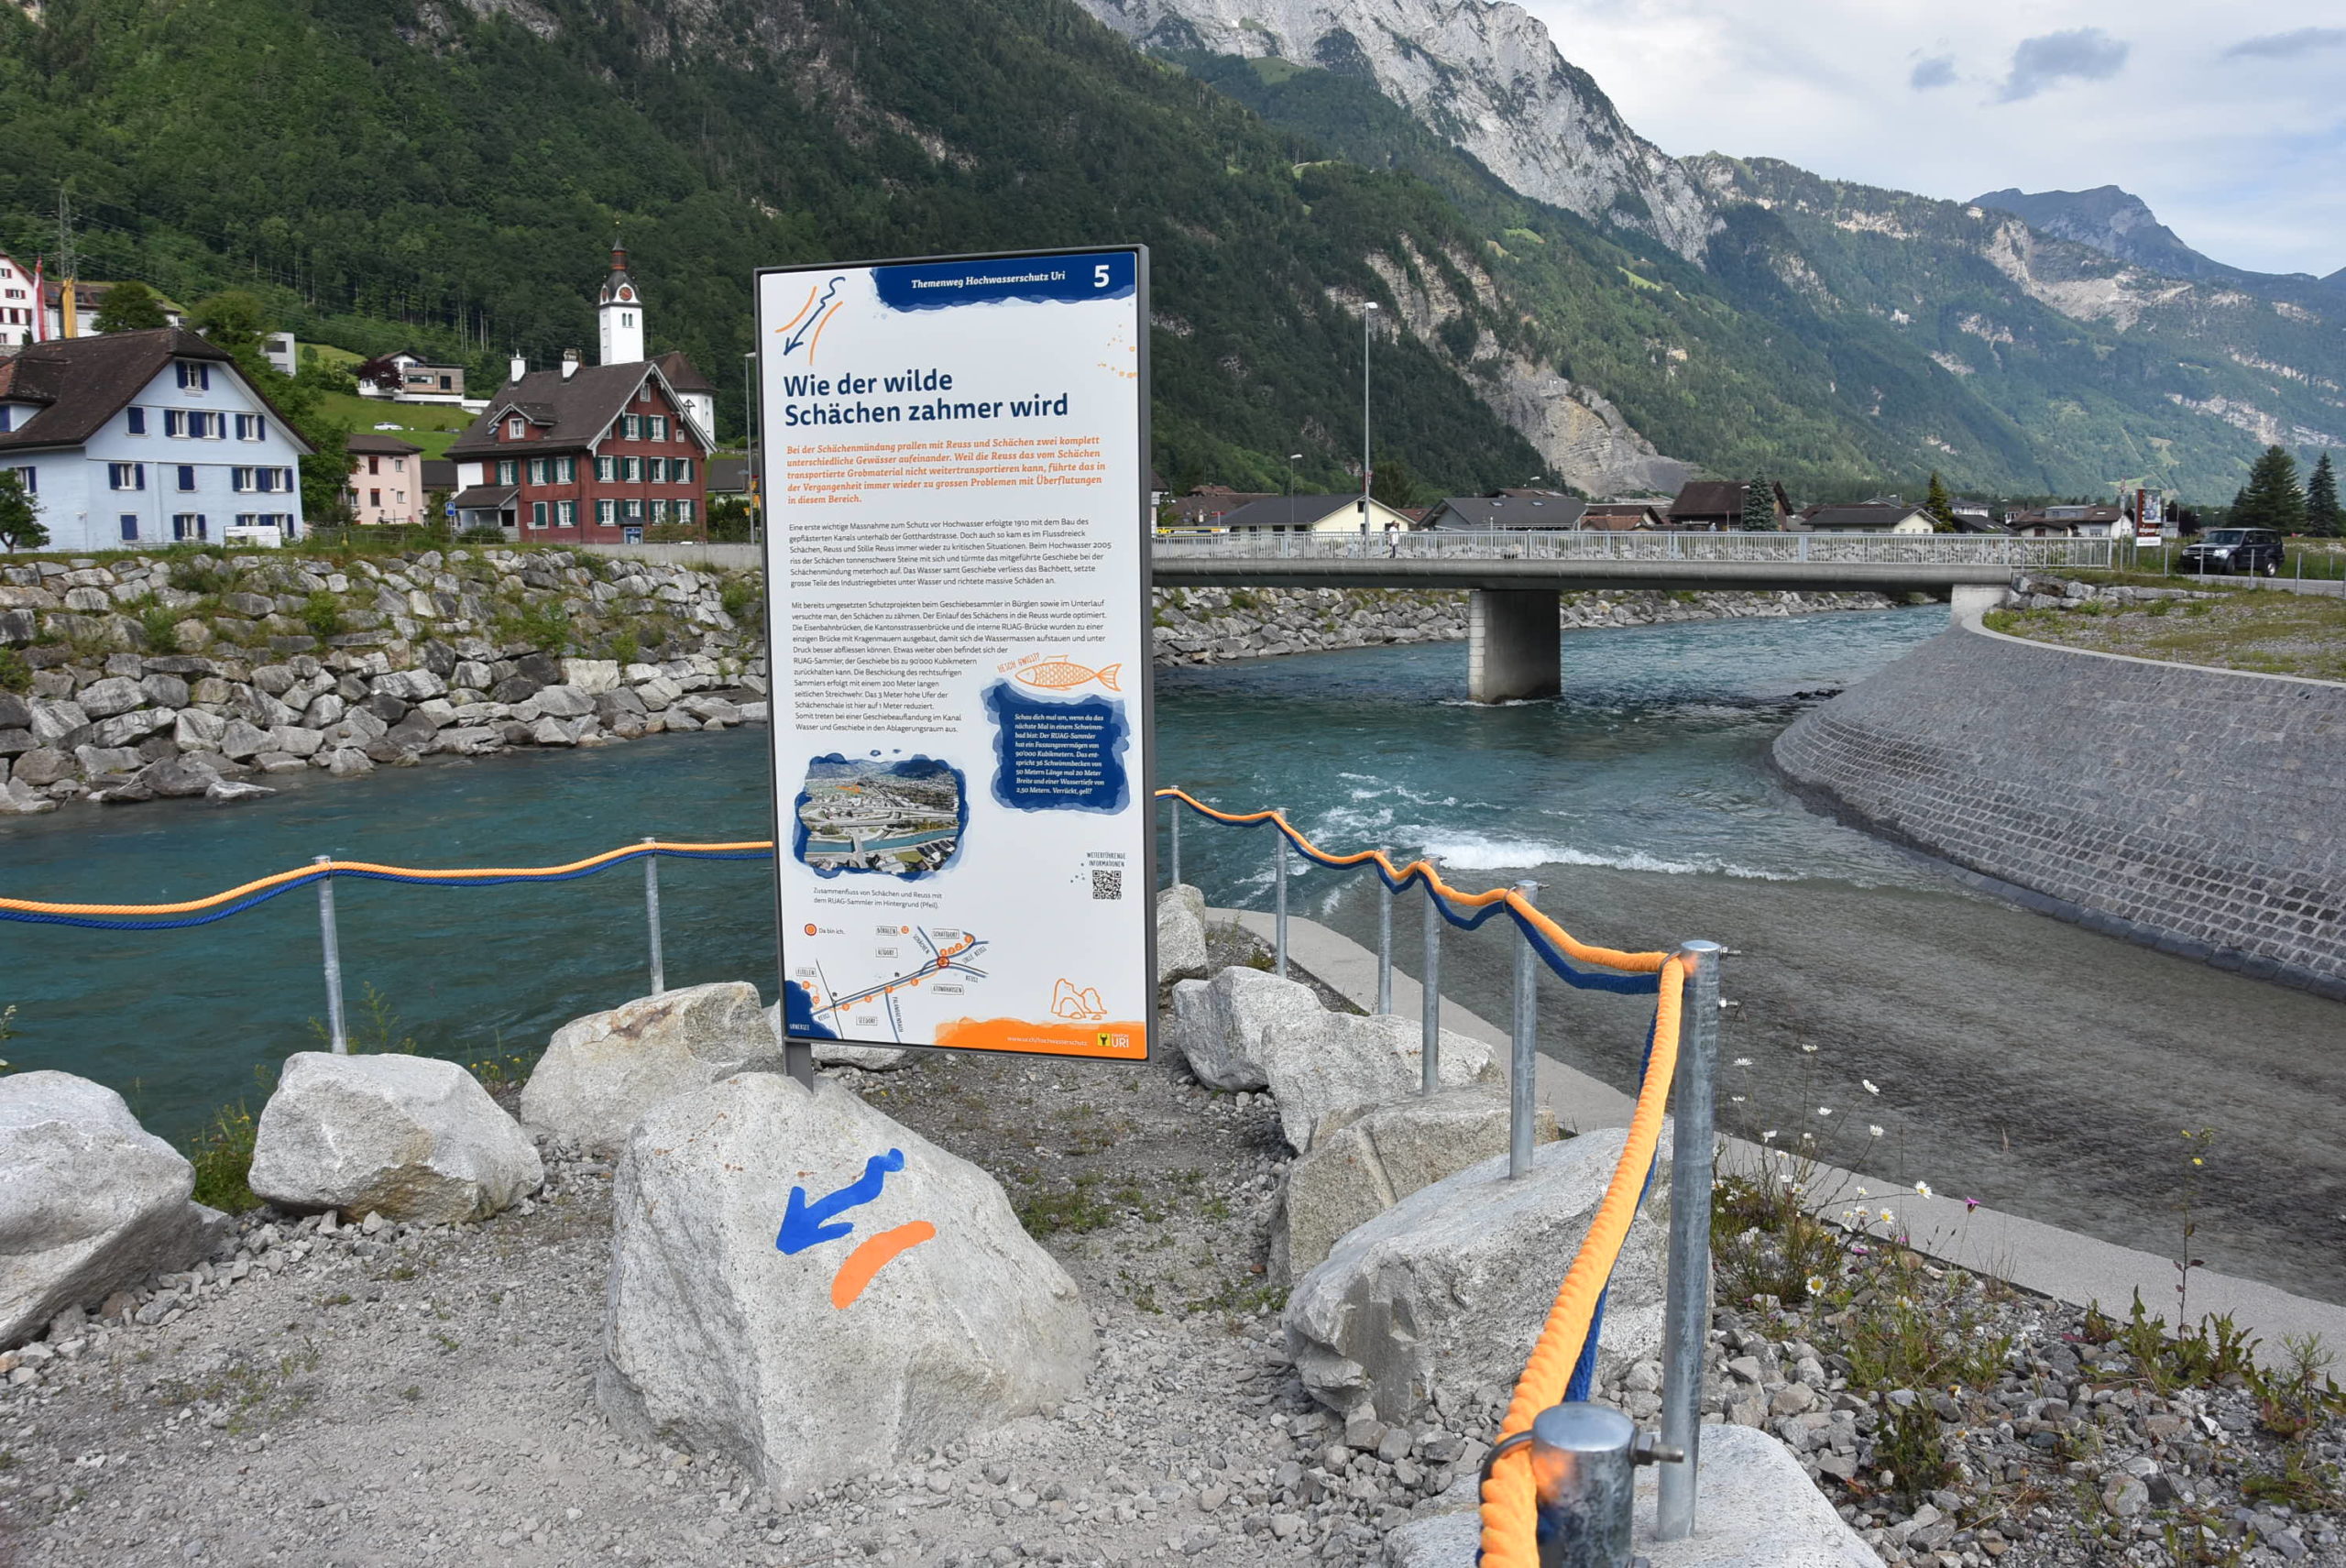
[{"xmin": 2179, "ymin": 528, "xmax": 2286, "ymax": 576}]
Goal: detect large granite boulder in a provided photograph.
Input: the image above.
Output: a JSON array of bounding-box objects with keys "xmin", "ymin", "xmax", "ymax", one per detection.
[
  {"xmin": 598, "ymin": 1071, "xmax": 1092, "ymax": 1497},
  {"xmin": 1254, "ymin": 1011, "xmax": 1500, "ymax": 1153},
  {"xmin": 1269, "ymin": 1086, "xmax": 1557, "ymax": 1284},
  {"xmin": 0, "ymin": 1072, "xmax": 225, "ymax": 1345},
  {"xmin": 1382, "ymin": 1424, "xmax": 1875, "ymax": 1568},
  {"xmin": 249, "ymin": 1052, "xmax": 542, "ymax": 1223},
  {"xmin": 521, "ymin": 982, "xmax": 779, "ymax": 1153},
  {"xmin": 1165, "ymin": 966, "xmax": 1324, "ymax": 1091},
  {"xmin": 762, "ymin": 1003, "xmax": 910, "ymax": 1072},
  {"xmin": 1156, "ymin": 883, "xmax": 1209, "ymax": 984},
  {"xmin": 1286, "ymin": 1127, "xmax": 1669, "ymax": 1425}
]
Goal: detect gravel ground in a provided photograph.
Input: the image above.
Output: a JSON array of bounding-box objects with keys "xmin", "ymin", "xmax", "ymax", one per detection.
[{"xmin": 2, "ymin": 932, "xmax": 2336, "ymax": 1566}]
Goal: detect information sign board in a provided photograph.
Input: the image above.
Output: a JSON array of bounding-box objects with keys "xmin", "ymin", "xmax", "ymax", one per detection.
[{"xmin": 757, "ymin": 247, "xmax": 1153, "ymax": 1061}]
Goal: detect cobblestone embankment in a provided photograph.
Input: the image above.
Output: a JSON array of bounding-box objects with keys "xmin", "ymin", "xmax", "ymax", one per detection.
[{"xmin": 1773, "ymin": 615, "xmax": 2346, "ymax": 997}]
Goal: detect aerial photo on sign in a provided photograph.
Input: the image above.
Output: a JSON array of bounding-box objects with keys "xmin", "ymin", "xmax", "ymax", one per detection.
[{"xmin": 794, "ymin": 755, "xmax": 965, "ymax": 877}]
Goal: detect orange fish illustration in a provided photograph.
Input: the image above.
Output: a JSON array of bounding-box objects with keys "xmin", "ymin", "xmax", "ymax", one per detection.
[{"xmin": 1015, "ymin": 661, "xmax": 1121, "ymax": 693}]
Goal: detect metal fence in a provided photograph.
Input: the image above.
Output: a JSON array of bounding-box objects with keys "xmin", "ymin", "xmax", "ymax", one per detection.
[
  {"xmin": 1160, "ymin": 788, "xmax": 1719, "ymax": 1560},
  {"xmin": 1153, "ymin": 527, "xmax": 2123, "ymax": 569}
]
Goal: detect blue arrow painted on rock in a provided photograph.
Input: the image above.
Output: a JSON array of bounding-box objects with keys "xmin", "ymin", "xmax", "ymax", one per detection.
[{"xmin": 776, "ymin": 1148, "xmax": 904, "ymax": 1255}]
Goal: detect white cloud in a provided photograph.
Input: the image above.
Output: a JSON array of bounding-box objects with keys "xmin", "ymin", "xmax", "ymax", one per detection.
[{"xmin": 1516, "ymin": 0, "xmax": 2346, "ymax": 276}]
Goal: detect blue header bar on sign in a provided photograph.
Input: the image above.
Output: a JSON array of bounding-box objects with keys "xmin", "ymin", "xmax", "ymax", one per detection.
[{"xmin": 872, "ymin": 251, "xmax": 1137, "ymax": 313}]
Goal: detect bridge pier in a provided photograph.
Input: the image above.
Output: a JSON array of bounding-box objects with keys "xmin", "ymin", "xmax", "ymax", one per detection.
[{"xmin": 1468, "ymin": 589, "xmax": 1561, "ymax": 703}]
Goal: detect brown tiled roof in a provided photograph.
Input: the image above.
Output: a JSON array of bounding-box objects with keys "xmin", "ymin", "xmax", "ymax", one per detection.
[
  {"xmin": 0, "ymin": 328, "xmax": 312, "ymax": 455},
  {"xmin": 1670, "ymin": 479, "xmax": 1744, "ymax": 519},
  {"xmin": 345, "ymin": 432, "xmax": 423, "ymax": 456},
  {"xmin": 653, "ymin": 350, "xmax": 715, "ymax": 393},
  {"xmin": 1797, "ymin": 502, "xmax": 1931, "ymax": 531},
  {"xmin": 444, "ymin": 359, "xmax": 710, "ymax": 460}
]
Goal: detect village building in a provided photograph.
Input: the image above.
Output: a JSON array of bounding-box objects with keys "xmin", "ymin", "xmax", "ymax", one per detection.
[
  {"xmin": 2004, "ymin": 503, "xmax": 2127, "ymax": 538},
  {"xmin": 0, "ymin": 328, "xmax": 313, "ymax": 550},
  {"xmin": 1667, "ymin": 478, "xmax": 1792, "ymax": 531},
  {"xmin": 345, "ymin": 431, "xmax": 424, "ymax": 526},
  {"xmin": 1164, "ymin": 485, "xmax": 1276, "ymax": 529},
  {"xmin": 1208, "ymin": 493, "xmax": 1418, "ymax": 534},
  {"xmin": 356, "ymin": 350, "xmax": 470, "ymax": 406},
  {"xmin": 1580, "ymin": 501, "xmax": 1668, "ymax": 531},
  {"xmin": 1793, "ymin": 501, "xmax": 1938, "ymax": 533},
  {"xmin": 443, "ymin": 247, "xmax": 712, "ymax": 542},
  {"xmin": 0, "ymin": 254, "xmax": 38, "ymax": 348},
  {"xmin": 1420, "ymin": 493, "xmax": 1587, "ymax": 530}
]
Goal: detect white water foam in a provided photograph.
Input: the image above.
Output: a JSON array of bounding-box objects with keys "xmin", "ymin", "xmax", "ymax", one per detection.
[{"xmin": 1415, "ymin": 832, "xmax": 1800, "ymax": 881}]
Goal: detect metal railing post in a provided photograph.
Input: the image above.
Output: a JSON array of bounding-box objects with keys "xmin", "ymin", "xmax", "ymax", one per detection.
[
  {"xmin": 642, "ymin": 837, "xmax": 666, "ymax": 996},
  {"xmin": 314, "ymin": 855, "xmax": 348, "ymax": 1054},
  {"xmin": 1656, "ymin": 938, "xmax": 1723, "ymax": 1541},
  {"xmin": 1272, "ymin": 819, "xmax": 1288, "ymax": 978},
  {"xmin": 1376, "ymin": 877, "xmax": 1393, "ymax": 1014},
  {"xmin": 1529, "ymin": 1404, "xmax": 1638, "ymax": 1568},
  {"xmin": 1508, "ymin": 880, "xmax": 1540, "ymax": 1178},
  {"xmin": 1420, "ymin": 883, "xmax": 1442, "ymax": 1093},
  {"xmin": 1168, "ymin": 799, "xmax": 1181, "ymax": 889}
]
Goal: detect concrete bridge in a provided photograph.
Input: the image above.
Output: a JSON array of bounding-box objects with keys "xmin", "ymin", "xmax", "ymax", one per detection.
[{"xmin": 1152, "ymin": 531, "xmax": 2118, "ymax": 700}]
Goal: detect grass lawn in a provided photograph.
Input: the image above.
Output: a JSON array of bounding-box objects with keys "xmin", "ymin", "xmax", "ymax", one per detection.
[
  {"xmin": 2110, "ymin": 538, "xmax": 2346, "ymax": 584},
  {"xmin": 1984, "ymin": 592, "xmax": 2346, "ymax": 682},
  {"xmin": 313, "ymin": 389, "xmax": 478, "ymax": 461}
]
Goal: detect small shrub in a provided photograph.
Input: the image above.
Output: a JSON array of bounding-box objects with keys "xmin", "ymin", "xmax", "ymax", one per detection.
[
  {"xmin": 168, "ymin": 554, "xmax": 236, "ymax": 595},
  {"xmin": 718, "ymin": 576, "xmax": 760, "ymax": 621},
  {"xmin": 129, "ymin": 596, "xmax": 181, "ymax": 653},
  {"xmin": 300, "ymin": 592, "xmax": 345, "ymax": 641},
  {"xmin": 0, "ymin": 647, "xmax": 27, "ymax": 693},
  {"xmin": 184, "ymin": 1100, "xmax": 262, "ymax": 1213},
  {"xmin": 608, "ymin": 630, "xmax": 640, "ymax": 669}
]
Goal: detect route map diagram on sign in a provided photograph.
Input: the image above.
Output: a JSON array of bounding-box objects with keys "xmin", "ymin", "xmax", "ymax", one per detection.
[{"xmin": 805, "ymin": 926, "xmax": 990, "ymax": 1042}]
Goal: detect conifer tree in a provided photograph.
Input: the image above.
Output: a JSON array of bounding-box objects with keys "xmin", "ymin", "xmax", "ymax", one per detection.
[
  {"xmin": 1923, "ymin": 471, "xmax": 1957, "ymax": 532},
  {"xmin": 1741, "ymin": 477, "xmax": 1778, "ymax": 531},
  {"xmin": 2231, "ymin": 444, "xmax": 2306, "ymax": 532},
  {"xmin": 2304, "ymin": 452, "xmax": 2342, "ymax": 539}
]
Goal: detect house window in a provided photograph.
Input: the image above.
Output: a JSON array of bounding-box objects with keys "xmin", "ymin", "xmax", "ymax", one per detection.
[
  {"xmin": 369, "ymin": 488, "xmax": 382, "ymax": 510},
  {"xmin": 165, "ymin": 410, "xmax": 189, "ymax": 437},
  {"xmin": 126, "ymin": 407, "xmax": 147, "ymax": 435},
  {"xmin": 176, "ymin": 465, "xmax": 198, "ymax": 492},
  {"xmin": 508, "ymin": 417, "xmax": 525, "ymax": 439},
  {"xmin": 233, "ymin": 467, "xmax": 255, "ymax": 492},
  {"xmin": 393, "ymin": 458, "xmax": 405, "ymax": 474},
  {"xmin": 497, "ymin": 459, "xmax": 518, "ymax": 486},
  {"xmin": 676, "ymin": 499, "xmax": 695, "ymax": 526},
  {"xmin": 5, "ymin": 466, "xmax": 30, "ymax": 494},
  {"xmin": 648, "ymin": 415, "xmax": 667, "ymax": 441},
  {"xmin": 649, "ymin": 499, "xmax": 666, "ymax": 523},
  {"xmin": 176, "ymin": 362, "xmax": 211, "ymax": 391},
  {"xmin": 595, "ymin": 456, "xmax": 616, "ymax": 482},
  {"xmin": 367, "ymin": 455, "xmax": 381, "ymax": 476},
  {"xmin": 531, "ymin": 501, "xmax": 549, "ymax": 529},
  {"xmin": 622, "ymin": 499, "xmax": 642, "ymax": 521},
  {"xmin": 557, "ymin": 500, "xmax": 576, "ymax": 526},
  {"xmin": 674, "ymin": 457, "xmax": 692, "ymax": 484},
  {"xmin": 236, "ymin": 414, "xmax": 265, "ymax": 441},
  {"xmin": 438, "ymin": 376, "xmax": 452, "ymax": 390},
  {"xmin": 596, "ymin": 499, "xmax": 615, "ymax": 525},
  {"xmin": 557, "ymin": 456, "xmax": 576, "ymax": 483},
  {"xmin": 109, "ymin": 463, "xmax": 145, "ymax": 491},
  {"xmin": 622, "ymin": 415, "xmax": 641, "ymax": 441},
  {"xmin": 171, "ymin": 513, "xmax": 207, "ymax": 541},
  {"xmin": 0, "ymin": 408, "xmax": 10, "ymax": 433},
  {"xmin": 527, "ymin": 458, "xmax": 545, "ymax": 485},
  {"xmin": 193, "ymin": 411, "xmax": 224, "ymax": 439},
  {"xmin": 622, "ymin": 456, "xmax": 641, "ymax": 482},
  {"xmin": 119, "ymin": 515, "xmax": 139, "ymax": 543}
]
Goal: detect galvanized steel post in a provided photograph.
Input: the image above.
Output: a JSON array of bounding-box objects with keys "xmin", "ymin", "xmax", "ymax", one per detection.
[
  {"xmin": 1376, "ymin": 878, "xmax": 1393, "ymax": 1014},
  {"xmin": 1272, "ymin": 818, "xmax": 1288, "ymax": 978},
  {"xmin": 1529, "ymin": 1403, "xmax": 1636, "ymax": 1568},
  {"xmin": 1507, "ymin": 880, "xmax": 1540, "ymax": 1179},
  {"xmin": 1656, "ymin": 938, "xmax": 1723, "ymax": 1541},
  {"xmin": 1420, "ymin": 884, "xmax": 1442, "ymax": 1094},
  {"xmin": 314, "ymin": 855, "xmax": 348, "ymax": 1054},
  {"xmin": 642, "ymin": 838, "xmax": 666, "ymax": 997},
  {"xmin": 1168, "ymin": 798, "xmax": 1182, "ymax": 890}
]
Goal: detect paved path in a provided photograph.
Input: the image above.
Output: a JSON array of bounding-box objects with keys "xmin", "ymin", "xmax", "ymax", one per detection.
[{"xmin": 1211, "ymin": 905, "xmax": 2346, "ymax": 1368}]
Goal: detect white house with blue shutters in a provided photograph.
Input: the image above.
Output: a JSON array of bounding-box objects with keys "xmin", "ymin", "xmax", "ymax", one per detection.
[{"xmin": 0, "ymin": 328, "xmax": 312, "ymax": 552}]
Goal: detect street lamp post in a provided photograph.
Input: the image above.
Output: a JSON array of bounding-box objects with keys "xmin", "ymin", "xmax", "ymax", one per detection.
[
  {"xmin": 1361, "ymin": 302, "xmax": 1378, "ymax": 537},
  {"xmin": 742, "ymin": 351, "xmax": 760, "ymax": 546}
]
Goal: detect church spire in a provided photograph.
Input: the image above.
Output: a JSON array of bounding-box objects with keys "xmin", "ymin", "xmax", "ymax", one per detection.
[{"xmin": 597, "ymin": 240, "xmax": 644, "ymax": 365}]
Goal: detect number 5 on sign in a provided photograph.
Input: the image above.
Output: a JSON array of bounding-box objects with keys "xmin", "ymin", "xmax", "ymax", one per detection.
[{"xmin": 1094, "ymin": 265, "xmax": 1111, "ymax": 288}]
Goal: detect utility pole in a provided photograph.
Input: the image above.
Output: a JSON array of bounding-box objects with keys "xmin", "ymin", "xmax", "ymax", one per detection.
[
  {"xmin": 54, "ymin": 184, "xmax": 81, "ymax": 338},
  {"xmin": 1360, "ymin": 302, "xmax": 1378, "ymax": 534}
]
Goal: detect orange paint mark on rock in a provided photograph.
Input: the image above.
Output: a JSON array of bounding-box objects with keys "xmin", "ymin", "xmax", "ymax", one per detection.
[{"xmin": 829, "ymin": 1222, "xmax": 937, "ymax": 1309}]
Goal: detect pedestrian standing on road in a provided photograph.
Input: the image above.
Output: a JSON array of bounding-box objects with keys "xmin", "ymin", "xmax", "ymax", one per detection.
[{"xmin": 1385, "ymin": 520, "xmax": 1401, "ymax": 557}]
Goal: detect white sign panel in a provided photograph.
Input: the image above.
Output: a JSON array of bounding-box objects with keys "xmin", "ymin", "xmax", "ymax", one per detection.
[{"xmin": 757, "ymin": 247, "xmax": 1153, "ymax": 1062}]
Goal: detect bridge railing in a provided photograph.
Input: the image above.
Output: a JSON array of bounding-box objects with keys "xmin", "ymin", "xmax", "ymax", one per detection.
[{"xmin": 1153, "ymin": 527, "xmax": 2121, "ymax": 569}]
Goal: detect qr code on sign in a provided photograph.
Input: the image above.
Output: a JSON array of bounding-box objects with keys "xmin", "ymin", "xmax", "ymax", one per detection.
[{"xmin": 1091, "ymin": 869, "xmax": 1124, "ymax": 901}]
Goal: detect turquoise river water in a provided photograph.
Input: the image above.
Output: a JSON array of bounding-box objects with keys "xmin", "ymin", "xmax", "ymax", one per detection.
[{"xmin": 3, "ymin": 606, "xmax": 2341, "ymax": 1300}]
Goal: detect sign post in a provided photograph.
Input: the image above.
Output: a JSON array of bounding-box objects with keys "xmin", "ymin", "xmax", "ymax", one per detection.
[{"xmin": 757, "ymin": 247, "xmax": 1154, "ymax": 1070}]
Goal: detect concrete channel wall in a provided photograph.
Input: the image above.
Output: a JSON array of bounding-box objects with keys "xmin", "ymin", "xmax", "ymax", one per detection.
[{"xmin": 1773, "ymin": 621, "xmax": 2346, "ymax": 997}]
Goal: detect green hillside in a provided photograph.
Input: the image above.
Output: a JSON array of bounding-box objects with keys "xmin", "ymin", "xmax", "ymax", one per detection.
[{"xmin": 0, "ymin": 0, "xmax": 2331, "ymax": 502}]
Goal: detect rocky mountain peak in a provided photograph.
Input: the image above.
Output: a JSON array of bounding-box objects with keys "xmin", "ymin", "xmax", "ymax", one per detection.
[
  {"xmin": 1971, "ymin": 185, "xmax": 2242, "ymax": 283},
  {"xmin": 1069, "ymin": 0, "xmax": 1718, "ymax": 262}
]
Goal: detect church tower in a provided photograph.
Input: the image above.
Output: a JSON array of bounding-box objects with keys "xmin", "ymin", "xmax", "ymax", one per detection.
[{"xmin": 597, "ymin": 243, "xmax": 644, "ymax": 366}]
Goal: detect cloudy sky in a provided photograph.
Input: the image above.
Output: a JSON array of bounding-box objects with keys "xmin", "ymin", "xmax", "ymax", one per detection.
[{"xmin": 1519, "ymin": 0, "xmax": 2346, "ymax": 277}]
